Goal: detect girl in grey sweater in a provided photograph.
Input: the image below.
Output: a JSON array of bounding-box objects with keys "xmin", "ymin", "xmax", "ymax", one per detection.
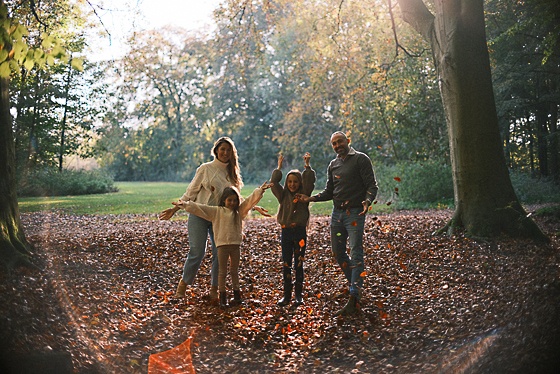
[{"xmin": 270, "ymin": 153, "xmax": 316, "ymax": 306}]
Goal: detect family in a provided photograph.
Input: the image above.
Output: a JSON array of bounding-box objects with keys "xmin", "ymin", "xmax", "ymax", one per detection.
[{"xmin": 158, "ymin": 131, "xmax": 378, "ymax": 316}]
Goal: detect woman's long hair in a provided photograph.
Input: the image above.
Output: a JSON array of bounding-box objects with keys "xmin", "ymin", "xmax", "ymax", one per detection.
[{"xmin": 212, "ymin": 137, "xmax": 244, "ymax": 189}]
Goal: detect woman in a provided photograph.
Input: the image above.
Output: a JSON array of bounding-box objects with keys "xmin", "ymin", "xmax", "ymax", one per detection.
[{"xmin": 159, "ymin": 137, "xmax": 269, "ymax": 301}]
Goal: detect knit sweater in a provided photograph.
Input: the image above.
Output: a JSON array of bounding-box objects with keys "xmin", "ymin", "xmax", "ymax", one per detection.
[
  {"xmin": 180, "ymin": 158, "xmax": 236, "ymax": 206},
  {"xmin": 177, "ymin": 187, "xmax": 265, "ymax": 247},
  {"xmin": 271, "ymin": 166, "xmax": 316, "ymax": 228}
]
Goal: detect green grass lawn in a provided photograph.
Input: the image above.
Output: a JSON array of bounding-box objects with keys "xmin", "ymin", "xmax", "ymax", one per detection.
[{"xmin": 17, "ymin": 181, "xmax": 342, "ymax": 217}]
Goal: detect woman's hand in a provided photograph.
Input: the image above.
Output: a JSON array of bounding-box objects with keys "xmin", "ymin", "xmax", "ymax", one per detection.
[
  {"xmin": 254, "ymin": 206, "xmax": 271, "ymax": 217},
  {"xmin": 260, "ymin": 181, "xmax": 273, "ymax": 190},
  {"xmin": 158, "ymin": 207, "xmax": 178, "ymax": 220},
  {"xmin": 170, "ymin": 200, "xmax": 189, "ymax": 210}
]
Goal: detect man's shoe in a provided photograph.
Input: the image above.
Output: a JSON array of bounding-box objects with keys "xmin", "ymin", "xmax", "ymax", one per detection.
[
  {"xmin": 201, "ymin": 286, "xmax": 219, "ymax": 305},
  {"xmin": 335, "ymin": 295, "xmax": 358, "ymax": 316}
]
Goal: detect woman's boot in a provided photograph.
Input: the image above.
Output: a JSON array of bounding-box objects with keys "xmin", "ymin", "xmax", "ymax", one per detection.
[
  {"xmin": 294, "ymin": 283, "xmax": 304, "ymax": 306},
  {"xmin": 174, "ymin": 279, "xmax": 187, "ymax": 298},
  {"xmin": 277, "ymin": 282, "xmax": 292, "ymax": 306},
  {"xmin": 219, "ymin": 292, "xmax": 228, "ymax": 308},
  {"xmin": 209, "ymin": 286, "xmax": 218, "ymax": 300}
]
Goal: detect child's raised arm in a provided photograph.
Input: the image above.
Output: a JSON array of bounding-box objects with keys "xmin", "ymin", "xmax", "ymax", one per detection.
[
  {"xmin": 302, "ymin": 152, "xmax": 316, "ymax": 196},
  {"xmin": 271, "ymin": 154, "xmax": 285, "ymax": 202},
  {"xmin": 278, "ymin": 153, "xmax": 284, "ymax": 170},
  {"xmin": 172, "ymin": 199, "xmax": 217, "ymax": 222},
  {"xmin": 303, "ymin": 152, "xmax": 310, "ymax": 168},
  {"xmin": 240, "ymin": 182, "xmax": 272, "ymax": 218}
]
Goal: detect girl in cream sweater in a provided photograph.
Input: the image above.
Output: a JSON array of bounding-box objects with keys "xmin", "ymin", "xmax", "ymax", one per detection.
[{"xmin": 173, "ymin": 182, "xmax": 271, "ymax": 307}]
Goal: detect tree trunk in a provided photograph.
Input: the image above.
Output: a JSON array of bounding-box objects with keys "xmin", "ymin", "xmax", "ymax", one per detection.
[
  {"xmin": 396, "ymin": 0, "xmax": 548, "ymax": 241},
  {"xmin": 0, "ymin": 75, "xmax": 35, "ymax": 271},
  {"xmin": 59, "ymin": 62, "xmax": 73, "ymax": 172},
  {"xmin": 536, "ymin": 104, "xmax": 549, "ymax": 177},
  {"xmin": 501, "ymin": 116, "xmax": 512, "ymax": 168},
  {"xmin": 550, "ymin": 103, "xmax": 559, "ymax": 184},
  {"xmin": 529, "ymin": 120, "xmax": 536, "ymax": 176}
]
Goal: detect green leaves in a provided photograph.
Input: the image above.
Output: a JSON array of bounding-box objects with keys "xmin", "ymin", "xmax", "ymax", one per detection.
[
  {"xmin": 0, "ymin": 59, "xmax": 9, "ymax": 76},
  {"xmin": 0, "ymin": 3, "xmax": 83, "ymax": 78},
  {"xmin": 71, "ymin": 58, "xmax": 83, "ymax": 71},
  {"xmin": 11, "ymin": 22, "xmax": 28, "ymax": 40}
]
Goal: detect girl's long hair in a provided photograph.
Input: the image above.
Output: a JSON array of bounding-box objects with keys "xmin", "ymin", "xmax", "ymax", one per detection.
[
  {"xmin": 218, "ymin": 186, "xmax": 242, "ymax": 213},
  {"xmin": 219, "ymin": 186, "xmax": 243, "ymax": 233},
  {"xmin": 212, "ymin": 137, "xmax": 243, "ymax": 189}
]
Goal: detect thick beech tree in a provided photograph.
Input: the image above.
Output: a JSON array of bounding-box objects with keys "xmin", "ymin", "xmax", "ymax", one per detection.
[
  {"xmin": 396, "ymin": 0, "xmax": 547, "ymax": 240},
  {"xmin": 1, "ymin": 0, "xmax": 83, "ymax": 270},
  {"xmin": 0, "ymin": 1, "xmax": 34, "ymax": 270},
  {"xmin": 0, "ymin": 73, "xmax": 34, "ymax": 270}
]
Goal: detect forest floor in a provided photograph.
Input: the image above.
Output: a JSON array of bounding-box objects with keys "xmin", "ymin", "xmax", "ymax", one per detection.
[{"xmin": 1, "ymin": 206, "xmax": 560, "ymax": 373}]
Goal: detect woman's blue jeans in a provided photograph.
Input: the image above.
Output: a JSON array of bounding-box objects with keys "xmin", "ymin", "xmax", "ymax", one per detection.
[
  {"xmin": 182, "ymin": 213, "xmax": 218, "ymax": 288},
  {"xmin": 330, "ymin": 207, "xmax": 366, "ymax": 299}
]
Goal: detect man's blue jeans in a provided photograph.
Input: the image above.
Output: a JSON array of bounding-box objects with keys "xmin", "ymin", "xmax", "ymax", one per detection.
[
  {"xmin": 330, "ymin": 207, "xmax": 366, "ymax": 299},
  {"xmin": 182, "ymin": 214, "xmax": 218, "ymax": 288}
]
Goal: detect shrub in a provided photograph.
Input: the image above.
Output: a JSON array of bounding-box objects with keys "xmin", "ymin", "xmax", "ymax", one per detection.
[
  {"xmin": 17, "ymin": 168, "xmax": 118, "ymax": 197},
  {"xmin": 535, "ymin": 205, "xmax": 560, "ymax": 219},
  {"xmin": 375, "ymin": 161, "xmax": 454, "ymax": 205},
  {"xmin": 509, "ymin": 171, "xmax": 560, "ymax": 204},
  {"xmin": 375, "ymin": 163, "xmax": 560, "ymax": 207}
]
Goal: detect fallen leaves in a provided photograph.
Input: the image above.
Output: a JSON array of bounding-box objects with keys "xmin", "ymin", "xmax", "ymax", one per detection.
[{"xmin": 0, "ymin": 209, "xmax": 558, "ymax": 373}]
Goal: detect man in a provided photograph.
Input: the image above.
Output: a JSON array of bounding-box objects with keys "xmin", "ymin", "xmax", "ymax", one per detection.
[{"xmin": 299, "ymin": 131, "xmax": 378, "ymax": 315}]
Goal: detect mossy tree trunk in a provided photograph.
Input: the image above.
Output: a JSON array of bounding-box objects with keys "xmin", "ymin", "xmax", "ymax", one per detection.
[
  {"xmin": 1, "ymin": 75, "xmax": 35, "ymax": 271},
  {"xmin": 396, "ymin": 0, "xmax": 548, "ymax": 241}
]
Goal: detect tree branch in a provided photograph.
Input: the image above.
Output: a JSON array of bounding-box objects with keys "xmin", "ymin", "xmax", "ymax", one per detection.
[
  {"xmin": 337, "ymin": 0, "xmax": 344, "ymax": 29},
  {"xmin": 85, "ymin": 0, "xmax": 112, "ymax": 45},
  {"xmin": 29, "ymin": 0, "xmax": 48, "ymax": 29},
  {"xmin": 395, "ymin": 0, "xmax": 435, "ymax": 42},
  {"xmin": 387, "ymin": 0, "xmax": 423, "ymax": 58}
]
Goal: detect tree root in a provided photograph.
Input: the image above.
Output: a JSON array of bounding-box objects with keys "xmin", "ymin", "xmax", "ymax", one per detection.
[
  {"xmin": 0, "ymin": 239, "xmax": 40, "ymax": 275},
  {"xmin": 497, "ymin": 203, "xmax": 550, "ymax": 243},
  {"xmin": 435, "ymin": 203, "xmax": 550, "ymax": 243}
]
